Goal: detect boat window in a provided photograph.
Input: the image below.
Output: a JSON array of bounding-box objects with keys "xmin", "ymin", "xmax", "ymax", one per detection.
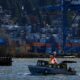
[
  {"xmin": 37, "ymin": 60, "xmax": 49, "ymax": 66},
  {"xmin": 42, "ymin": 62, "xmax": 45, "ymax": 66},
  {"xmin": 52, "ymin": 64, "xmax": 60, "ymax": 68},
  {"xmin": 37, "ymin": 61, "xmax": 42, "ymax": 66},
  {"xmin": 49, "ymin": 64, "xmax": 58, "ymax": 68},
  {"xmin": 57, "ymin": 65, "xmax": 60, "ymax": 68},
  {"xmin": 53, "ymin": 65, "xmax": 57, "ymax": 68},
  {"xmin": 49, "ymin": 64, "xmax": 52, "ymax": 68}
]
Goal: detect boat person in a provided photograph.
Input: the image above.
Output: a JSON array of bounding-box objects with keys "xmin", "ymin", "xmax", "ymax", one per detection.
[{"xmin": 49, "ymin": 51, "xmax": 58, "ymax": 64}]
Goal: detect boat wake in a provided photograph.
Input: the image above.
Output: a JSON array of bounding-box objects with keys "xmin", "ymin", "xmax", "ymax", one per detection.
[
  {"xmin": 16, "ymin": 72, "xmax": 31, "ymax": 77},
  {"xmin": 23, "ymin": 72, "xmax": 30, "ymax": 76},
  {"xmin": 77, "ymin": 73, "xmax": 80, "ymax": 76}
]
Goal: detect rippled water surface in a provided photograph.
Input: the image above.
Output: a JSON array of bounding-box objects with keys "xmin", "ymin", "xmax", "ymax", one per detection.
[{"xmin": 0, "ymin": 58, "xmax": 80, "ymax": 80}]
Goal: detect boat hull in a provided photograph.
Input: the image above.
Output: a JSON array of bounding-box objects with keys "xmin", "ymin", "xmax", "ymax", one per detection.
[{"xmin": 28, "ymin": 65, "xmax": 76, "ymax": 75}]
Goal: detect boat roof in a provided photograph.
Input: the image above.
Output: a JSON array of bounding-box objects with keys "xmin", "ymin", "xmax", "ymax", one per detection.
[{"xmin": 61, "ymin": 60, "xmax": 76, "ymax": 63}]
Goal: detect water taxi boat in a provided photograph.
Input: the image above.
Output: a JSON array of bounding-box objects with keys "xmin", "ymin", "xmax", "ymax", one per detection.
[{"xmin": 28, "ymin": 60, "xmax": 76, "ymax": 75}]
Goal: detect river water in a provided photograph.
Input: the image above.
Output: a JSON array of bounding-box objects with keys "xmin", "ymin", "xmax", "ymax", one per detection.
[{"xmin": 0, "ymin": 58, "xmax": 80, "ymax": 80}]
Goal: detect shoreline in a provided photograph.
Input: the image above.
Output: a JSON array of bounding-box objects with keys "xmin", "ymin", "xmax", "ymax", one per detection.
[{"xmin": 12, "ymin": 53, "xmax": 80, "ymax": 58}]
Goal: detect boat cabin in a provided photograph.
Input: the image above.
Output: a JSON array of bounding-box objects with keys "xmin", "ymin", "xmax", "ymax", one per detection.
[{"xmin": 37, "ymin": 60, "xmax": 67, "ymax": 69}]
